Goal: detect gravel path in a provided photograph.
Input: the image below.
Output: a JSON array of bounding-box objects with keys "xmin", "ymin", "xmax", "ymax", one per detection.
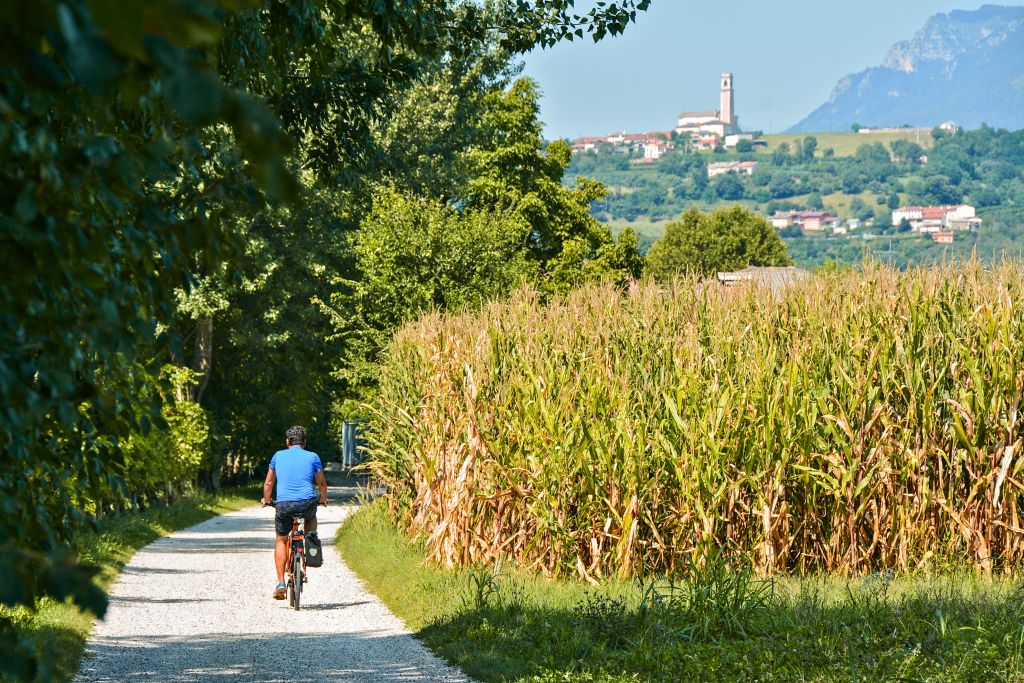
[{"xmin": 75, "ymin": 485, "xmax": 470, "ymax": 682}]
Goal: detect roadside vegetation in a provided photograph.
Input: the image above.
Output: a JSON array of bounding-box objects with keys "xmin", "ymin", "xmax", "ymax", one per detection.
[
  {"xmin": 1, "ymin": 487, "xmax": 258, "ymax": 683},
  {"xmin": 339, "ymin": 500, "xmax": 1024, "ymax": 682}
]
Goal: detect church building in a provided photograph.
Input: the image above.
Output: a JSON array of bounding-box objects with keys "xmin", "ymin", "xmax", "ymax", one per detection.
[{"xmin": 675, "ymin": 73, "xmax": 741, "ymax": 137}]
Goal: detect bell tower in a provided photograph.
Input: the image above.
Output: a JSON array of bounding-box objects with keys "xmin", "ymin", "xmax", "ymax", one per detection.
[{"xmin": 720, "ymin": 72, "xmax": 734, "ymax": 126}]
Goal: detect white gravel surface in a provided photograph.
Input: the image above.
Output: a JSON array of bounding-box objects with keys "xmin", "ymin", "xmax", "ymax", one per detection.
[{"xmin": 75, "ymin": 486, "xmax": 470, "ymax": 682}]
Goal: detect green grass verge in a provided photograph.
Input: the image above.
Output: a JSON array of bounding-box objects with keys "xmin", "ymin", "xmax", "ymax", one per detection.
[
  {"xmin": 3, "ymin": 486, "xmax": 259, "ymax": 682},
  {"xmin": 339, "ymin": 499, "xmax": 1024, "ymax": 682}
]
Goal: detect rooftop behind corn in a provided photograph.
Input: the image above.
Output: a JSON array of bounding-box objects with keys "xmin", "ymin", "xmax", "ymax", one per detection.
[{"xmin": 368, "ymin": 262, "xmax": 1024, "ymax": 579}]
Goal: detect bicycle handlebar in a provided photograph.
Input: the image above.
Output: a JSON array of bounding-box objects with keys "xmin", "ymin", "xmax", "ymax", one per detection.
[{"xmin": 261, "ymin": 499, "xmax": 328, "ymax": 508}]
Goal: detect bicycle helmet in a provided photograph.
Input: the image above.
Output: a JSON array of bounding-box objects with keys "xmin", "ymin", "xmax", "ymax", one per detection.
[{"xmin": 286, "ymin": 425, "xmax": 307, "ymax": 445}]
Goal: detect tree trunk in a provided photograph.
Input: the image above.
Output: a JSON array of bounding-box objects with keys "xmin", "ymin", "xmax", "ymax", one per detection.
[{"xmin": 190, "ymin": 317, "xmax": 213, "ymax": 403}]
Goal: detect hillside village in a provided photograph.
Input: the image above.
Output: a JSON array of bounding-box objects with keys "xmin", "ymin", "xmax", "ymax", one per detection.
[
  {"xmin": 572, "ymin": 72, "xmax": 761, "ymax": 159},
  {"xmin": 769, "ymin": 203, "xmax": 980, "ymax": 243},
  {"xmin": 560, "ymin": 69, "xmax": 1017, "ymax": 258},
  {"xmin": 568, "ymin": 71, "xmax": 947, "ymax": 163}
]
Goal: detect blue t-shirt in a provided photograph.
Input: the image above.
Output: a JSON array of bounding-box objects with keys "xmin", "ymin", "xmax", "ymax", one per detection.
[{"xmin": 269, "ymin": 446, "xmax": 323, "ymax": 502}]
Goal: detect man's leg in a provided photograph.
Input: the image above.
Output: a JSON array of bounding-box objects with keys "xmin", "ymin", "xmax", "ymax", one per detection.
[
  {"xmin": 274, "ymin": 535, "xmax": 288, "ymax": 582},
  {"xmin": 304, "ymin": 499, "xmax": 318, "ymax": 534}
]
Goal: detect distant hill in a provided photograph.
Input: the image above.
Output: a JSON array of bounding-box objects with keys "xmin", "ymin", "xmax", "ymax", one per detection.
[{"xmin": 788, "ymin": 5, "xmax": 1024, "ymax": 133}]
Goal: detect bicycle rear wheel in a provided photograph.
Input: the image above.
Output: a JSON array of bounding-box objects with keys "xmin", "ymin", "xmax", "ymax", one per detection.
[{"xmin": 292, "ymin": 553, "xmax": 302, "ymax": 611}]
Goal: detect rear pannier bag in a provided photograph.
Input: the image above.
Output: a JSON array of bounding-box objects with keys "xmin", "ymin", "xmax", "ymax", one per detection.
[{"xmin": 305, "ymin": 533, "xmax": 324, "ymax": 567}]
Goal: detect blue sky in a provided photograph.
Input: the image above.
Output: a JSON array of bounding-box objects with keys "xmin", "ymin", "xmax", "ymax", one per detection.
[{"xmin": 520, "ymin": 1, "xmax": 1024, "ymax": 138}]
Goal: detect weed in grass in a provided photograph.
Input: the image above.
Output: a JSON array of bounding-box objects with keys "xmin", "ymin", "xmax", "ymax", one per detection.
[
  {"xmin": 466, "ymin": 565, "xmax": 506, "ymax": 610},
  {"xmin": 572, "ymin": 594, "xmax": 633, "ymax": 650}
]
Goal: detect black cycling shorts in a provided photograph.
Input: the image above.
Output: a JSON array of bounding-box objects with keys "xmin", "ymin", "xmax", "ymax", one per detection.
[{"xmin": 275, "ymin": 497, "xmax": 318, "ymax": 536}]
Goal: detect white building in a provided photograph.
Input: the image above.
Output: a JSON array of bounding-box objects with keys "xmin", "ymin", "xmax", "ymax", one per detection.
[
  {"xmin": 891, "ymin": 207, "xmax": 923, "ymax": 226},
  {"xmin": 892, "ymin": 205, "xmax": 981, "ymax": 232},
  {"xmin": 571, "ymin": 136, "xmax": 605, "ymax": 152},
  {"xmin": 916, "ymin": 218, "xmax": 945, "ymax": 234},
  {"xmin": 676, "ymin": 73, "xmax": 742, "ymax": 138},
  {"xmin": 643, "ymin": 141, "xmax": 668, "ymax": 160},
  {"xmin": 707, "ymin": 160, "xmax": 758, "ymax": 177},
  {"xmin": 724, "ymin": 133, "xmax": 754, "ymax": 148}
]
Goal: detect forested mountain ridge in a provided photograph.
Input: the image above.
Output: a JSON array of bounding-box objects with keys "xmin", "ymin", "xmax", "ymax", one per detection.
[{"xmin": 789, "ymin": 4, "xmax": 1024, "ymax": 132}]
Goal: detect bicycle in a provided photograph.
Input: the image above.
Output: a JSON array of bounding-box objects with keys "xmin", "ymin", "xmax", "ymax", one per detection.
[{"xmin": 264, "ymin": 500, "xmax": 325, "ymax": 611}]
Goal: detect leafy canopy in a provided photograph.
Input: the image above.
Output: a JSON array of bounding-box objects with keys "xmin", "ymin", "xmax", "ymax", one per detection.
[{"xmin": 645, "ymin": 206, "xmax": 792, "ymax": 281}]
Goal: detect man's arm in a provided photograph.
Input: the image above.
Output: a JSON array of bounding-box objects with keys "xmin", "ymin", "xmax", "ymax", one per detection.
[
  {"xmin": 262, "ymin": 468, "xmax": 276, "ymax": 506},
  {"xmin": 315, "ymin": 470, "xmax": 327, "ymax": 505}
]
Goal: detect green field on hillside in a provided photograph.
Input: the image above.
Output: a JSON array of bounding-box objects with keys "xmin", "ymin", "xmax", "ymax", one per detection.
[{"xmin": 761, "ymin": 129, "xmax": 934, "ymax": 157}]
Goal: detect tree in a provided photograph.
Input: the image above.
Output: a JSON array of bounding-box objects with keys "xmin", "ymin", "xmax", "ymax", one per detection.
[
  {"xmin": 807, "ymin": 193, "xmax": 824, "ymax": 209},
  {"xmin": 887, "ymin": 191, "xmax": 901, "ymax": 210},
  {"xmin": 851, "ymin": 123, "xmax": 863, "ymax": 133},
  {"xmin": 689, "ymin": 163, "xmax": 709, "ymax": 195},
  {"xmin": 714, "ymin": 173, "xmax": 745, "ymax": 200},
  {"xmin": 735, "ymin": 139, "xmax": 754, "ymax": 153},
  {"xmin": 772, "ymin": 143, "xmax": 791, "ymax": 166},
  {"xmin": 891, "ymin": 140, "xmax": 924, "ymax": 164},
  {"xmin": 464, "ymin": 79, "xmax": 638, "ymax": 290},
  {"xmin": 850, "ymin": 197, "xmax": 866, "ymax": 217},
  {"xmin": 841, "ymin": 171, "xmax": 867, "ymax": 194},
  {"xmin": 333, "ymin": 186, "xmax": 532, "ymax": 340},
  {"xmin": 645, "ymin": 206, "xmax": 792, "ymax": 281},
  {"xmin": 847, "ymin": 198, "xmax": 874, "ymax": 223},
  {"xmin": 972, "ymin": 186, "xmax": 1002, "ymax": 208},
  {"xmin": 802, "ymin": 136, "xmax": 818, "ymax": 161},
  {"xmin": 921, "ymin": 176, "xmax": 962, "ymax": 205},
  {"xmin": 769, "ymin": 173, "xmax": 797, "ymax": 199}
]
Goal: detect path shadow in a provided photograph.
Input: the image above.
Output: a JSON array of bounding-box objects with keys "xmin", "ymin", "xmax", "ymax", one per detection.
[
  {"xmin": 76, "ymin": 631, "xmax": 467, "ymax": 682},
  {"xmin": 294, "ymin": 600, "xmax": 372, "ymax": 611},
  {"xmin": 121, "ymin": 566, "xmax": 211, "ymax": 576},
  {"xmin": 143, "ymin": 535, "xmax": 272, "ymax": 554},
  {"xmin": 109, "ymin": 596, "xmax": 219, "ymax": 605}
]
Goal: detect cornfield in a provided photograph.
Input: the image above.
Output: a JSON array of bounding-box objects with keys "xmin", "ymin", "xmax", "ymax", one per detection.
[{"xmin": 368, "ymin": 263, "xmax": 1024, "ymax": 579}]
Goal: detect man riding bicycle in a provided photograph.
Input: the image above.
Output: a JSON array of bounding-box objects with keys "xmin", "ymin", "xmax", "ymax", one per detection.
[{"xmin": 262, "ymin": 425, "xmax": 328, "ymax": 599}]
